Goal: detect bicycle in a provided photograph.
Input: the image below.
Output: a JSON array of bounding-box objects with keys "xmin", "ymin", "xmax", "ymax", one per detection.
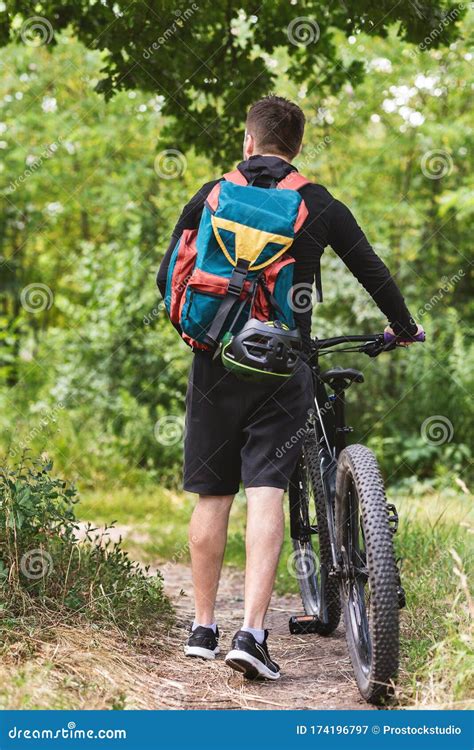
[{"xmin": 288, "ymin": 332, "xmax": 406, "ymax": 704}]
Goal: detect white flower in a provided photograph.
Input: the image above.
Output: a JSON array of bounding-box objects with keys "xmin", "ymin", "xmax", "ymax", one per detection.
[
  {"xmin": 414, "ymin": 74, "xmax": 438, "ymax": 91},
  {"xmin": 41, "ymin": 96, "xmax": 57, "ymax": 113},
  {"xmin": 382, "ymin": 99, "xmax": 397, "ymax": 113},
  {"xmin": 0, "ymin": 122, "xmax": 6, "ymax": 134},
  {"xmin": 408, "ymin": 111, "xmax": 425, "ymax": 127},
  {"xmin": 369, "ymin": 57, "xmax": 392, "ymax": 73},
  {"xmin": 370, "ymin": 113, "xmax": 381, "ymax": 123},
  {"xmin": 46, "ymin": 202, "xmax": 63, "ymax": 215},
  {"xmin": 390, "ymin": 84, "xmax": 417, "ymax": 106},
  {"xmin": 399, "ymin": 105, "xmax": 413, "ymax": 120}
]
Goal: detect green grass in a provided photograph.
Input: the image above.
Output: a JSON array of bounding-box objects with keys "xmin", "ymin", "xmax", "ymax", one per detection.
[
  {"xmin": 77, "ymin": 485, "xmax": 250, "ymax": 565},
  {"xmin": 393, "ymin": 489, "xmax": 473, "ymax": 707}
]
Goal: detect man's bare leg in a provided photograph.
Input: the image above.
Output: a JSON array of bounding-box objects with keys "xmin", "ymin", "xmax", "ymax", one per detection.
[
  {"xmin": 243, "ymin": 486, "xmax": 285, "ymax": 628},
  {"xmin": 225, "ymin": 486, "xmax": 284, "ymax": 680},
  {"xmin": 188, "ymin": 494, "xmax": 234, "ymax": 626}
]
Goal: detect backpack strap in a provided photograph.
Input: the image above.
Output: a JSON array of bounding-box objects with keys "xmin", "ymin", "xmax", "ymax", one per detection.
[
  {"xmin": 223, "ymin": 169, "xmax": 248, "ymax": 186},
  {"xmin": 204, "ymin": 258, "xmax": 250, "ymax": 348},
  {"xmin": 279, "ymin": 171, "xmax": 323, "ymax": 302},
  {"xmin": 276, "ymin": 172, "xmax": 311, "ymax": 191}
]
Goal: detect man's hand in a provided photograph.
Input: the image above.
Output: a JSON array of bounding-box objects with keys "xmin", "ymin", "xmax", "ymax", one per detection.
[{"xmin": 384, "ymin": 324, "xmax": 425, "ymax": 347}]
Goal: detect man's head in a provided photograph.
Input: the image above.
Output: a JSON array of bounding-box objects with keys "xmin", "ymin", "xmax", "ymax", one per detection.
[{"xmin": 243, "ymin": 95, "xmax": 305, "ymax": 162}]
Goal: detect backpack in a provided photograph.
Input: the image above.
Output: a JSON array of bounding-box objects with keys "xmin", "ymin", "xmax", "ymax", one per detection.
[{"xmin": 164, "ymin": 168, "xmax": 311, "ymax": 351}]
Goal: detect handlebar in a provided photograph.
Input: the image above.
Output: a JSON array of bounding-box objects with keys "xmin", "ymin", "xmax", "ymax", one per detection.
[{"xmin": 311, "ymin": 333, "xmax": 396, "ymax": 358}]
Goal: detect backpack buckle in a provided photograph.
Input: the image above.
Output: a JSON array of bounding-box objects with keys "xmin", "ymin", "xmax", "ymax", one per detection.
[{"xmin": 227, "ymin": 261, "xmax": 249, "ymax": 295}]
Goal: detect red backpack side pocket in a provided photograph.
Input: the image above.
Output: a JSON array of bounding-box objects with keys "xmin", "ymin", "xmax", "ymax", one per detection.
[
  {"xmin": 165, "ymin": 229, "xmax": 198, "ymax": 325},
  {"xmin": 252, "ymin": 254, "xmax": 295, "ymax": 324}
]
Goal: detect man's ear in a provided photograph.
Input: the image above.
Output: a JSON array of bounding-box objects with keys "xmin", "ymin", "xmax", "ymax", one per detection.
[{"xmin": 243, "ymin": 131, "xmax": 255, "ymax": 159}]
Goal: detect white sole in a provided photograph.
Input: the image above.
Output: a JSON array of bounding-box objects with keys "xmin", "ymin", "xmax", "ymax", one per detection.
[
  {"xmin": 184, "ymin": 645, "xmax": 220, "ymax": 660},
  {"xmin": 225, "ymin": 649, "xmax": 280, "ymax": 680}
]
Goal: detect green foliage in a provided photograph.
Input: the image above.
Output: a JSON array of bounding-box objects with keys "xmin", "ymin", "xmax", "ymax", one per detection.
[
  {"xmin": 0, "ymin": 14, "xmax": 472, "ymax": 488},
  {"xmin": 1, "ymin": 1, "xmax": 466, "ymax": 162},
  {"xmin": 0, "ymin": 458, "xmax": 172, "ymax": 634},
  {"xmin": 292, "ymin": 16, "xmax": 474, "ymax": 486}
]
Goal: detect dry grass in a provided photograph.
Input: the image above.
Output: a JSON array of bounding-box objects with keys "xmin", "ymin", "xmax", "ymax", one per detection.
[{"xmin": 0, "ymin": 622, "xmax": 185, "ymax": 710}]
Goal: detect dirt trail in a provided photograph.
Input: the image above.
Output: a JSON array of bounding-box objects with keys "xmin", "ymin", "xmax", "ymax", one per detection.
[{"xmin": 160, "ymin": 563, "xmax": 374, "ymax": 710}]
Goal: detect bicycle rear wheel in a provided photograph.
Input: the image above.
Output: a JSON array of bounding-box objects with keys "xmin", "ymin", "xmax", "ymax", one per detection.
[
  {"xmin": 289, "ymin": 432, "xmax": 341, "ymax": 635},
  {"xmin": 335, "ymin": 444, "xmax": 399, "ymax": 703}
]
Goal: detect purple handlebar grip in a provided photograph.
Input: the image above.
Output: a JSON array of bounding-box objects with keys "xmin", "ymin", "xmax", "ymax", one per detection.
[{"xmin": 384, "ymin": 330, "xmax": 425, "ymax": 344}]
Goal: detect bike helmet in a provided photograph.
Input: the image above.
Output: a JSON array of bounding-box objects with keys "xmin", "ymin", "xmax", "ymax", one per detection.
[{"xmin": 221, "ymin": 318, "xmax": 302, "ymax": 381}]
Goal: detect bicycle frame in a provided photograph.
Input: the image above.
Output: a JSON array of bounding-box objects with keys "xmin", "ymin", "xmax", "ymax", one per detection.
[
  {"xmin": 304, "ymin": 333, "xmax": 392, "ymax": 580},
  {"xmin": 308, "ymin": 331, "xmax": 391, "ymax": 457}
]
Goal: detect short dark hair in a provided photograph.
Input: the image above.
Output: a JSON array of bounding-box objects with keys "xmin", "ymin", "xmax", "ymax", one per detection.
[{"xmin": 246, "ymin": 95, "xmax": 305, "ymax": 159}]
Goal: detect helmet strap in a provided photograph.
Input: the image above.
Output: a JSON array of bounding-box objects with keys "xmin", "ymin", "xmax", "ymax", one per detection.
[{"xmin": 258, "ymin": 276, "xmax": 285, "ymax": 321}]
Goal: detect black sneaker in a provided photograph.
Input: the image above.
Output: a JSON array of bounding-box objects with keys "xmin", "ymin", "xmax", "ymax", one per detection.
[
  {"xmin": 225, "ymin": 630, "xmax": 280, "ymax": 680},
  {"xmin": 184, "ymin": 625, "xmax": 219, "ymax": 660}
]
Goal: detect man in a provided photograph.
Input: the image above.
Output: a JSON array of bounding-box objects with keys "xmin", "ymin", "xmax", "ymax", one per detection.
[{"xmin": 157, "ymin": 95, "xmax": 423, "ymax": 681}]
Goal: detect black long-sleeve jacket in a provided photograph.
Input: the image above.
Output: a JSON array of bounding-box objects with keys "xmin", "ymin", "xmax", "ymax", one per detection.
[{"xmin": 157, "ymin": 155, "xmax": 417, "ymax": 350}]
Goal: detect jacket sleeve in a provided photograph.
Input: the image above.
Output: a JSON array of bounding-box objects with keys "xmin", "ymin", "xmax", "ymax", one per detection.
[
  {"xmin": 156, "ymin": 179, "xmax": 219, "ymax": 300},
  {"xmin": 329, "ymin": 200, "xmax": 418, "ymax": 336}
]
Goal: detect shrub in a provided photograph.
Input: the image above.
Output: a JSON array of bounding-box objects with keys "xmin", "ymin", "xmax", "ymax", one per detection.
[{"xmin": 0, "ymin": 458, "xmax": 172, "ymax": 636}]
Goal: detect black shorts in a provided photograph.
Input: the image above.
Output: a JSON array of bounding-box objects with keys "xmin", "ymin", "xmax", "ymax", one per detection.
[{"xmin": 183, "ymin": 351, "xmax": 313, "ymax": 495}]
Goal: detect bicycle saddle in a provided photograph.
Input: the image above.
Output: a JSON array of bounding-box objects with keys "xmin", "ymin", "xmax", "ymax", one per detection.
[{"xmin": 320, "ymin": 367, "xmax": 364, "ymax": 389}]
